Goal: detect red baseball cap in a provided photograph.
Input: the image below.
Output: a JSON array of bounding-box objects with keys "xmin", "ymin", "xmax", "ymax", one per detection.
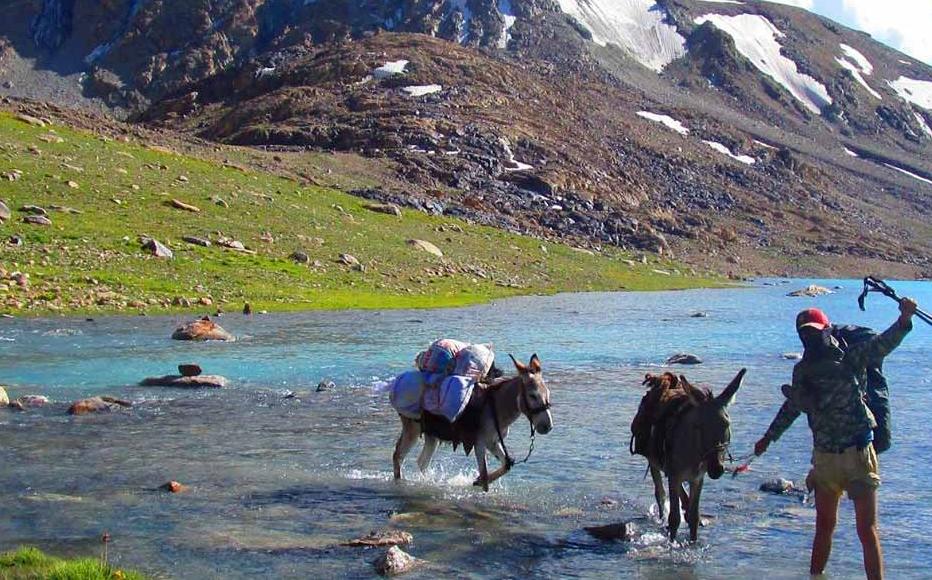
[{"xmin": 796, "ymin": 308, "xmax": 830, "ymax": 330}]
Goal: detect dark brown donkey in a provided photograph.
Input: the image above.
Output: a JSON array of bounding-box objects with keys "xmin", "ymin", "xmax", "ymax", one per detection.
[
  {"xmin": 631, "ymin": 368, "xmax": 746, "ymax": 542},
  {"xmin": 393, "ymin": 354, "xmax": 553, "ymax": 491}
]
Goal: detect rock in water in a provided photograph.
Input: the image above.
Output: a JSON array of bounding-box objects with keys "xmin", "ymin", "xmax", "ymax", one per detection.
[
  {"xmin": 374, "ymin": 546, "xmax": 420, "ymax": 576},
  {"xmin": 178, "ymin": 364, "xmax": 202, "ymax": 377},
  {"xmin": 317, "ymin": 380, "xmax": 335, "ymax": 392},
  {"xmin": 787, "ymin": 285, "xmax": 833, "ymax": 297},
  {"xmin": 18, "ymin": 395, "xmax": 49, "ymax": 407},
  {"xmin": 782, "ymin": 352, "xmax": 802, "ymax": 360},
  {"xmin": 140, "ymin": 375, "xmax": 227, "ymax": 388},
  {"xmin": 68, "ymin": 396, "xmax": 132, "ymax": 415},
  {"xmin": 584, "ymin": 522, "xmax": 631, "ymax": 541},
  {"xmin": 346, "ymin": 530, "xmax": 413, "ymax": 547},
  {"xmin": 171, "ymin": 316, "xmax": 234, "ymax": 341},
  {"xmin": 667, "ymin": 353, "xmax": 703, "ymax": 365},
  {"xmin": 0, "ymin": 386, "xmax": 8, "ymax": 406},
  {"xmin": 160, "ymin": 480, "xmax": 188, "ymax": 493},
  {"xmin": 760, "ymin": 478, "xmax": 797, "ymax": 494},
  {"xmin": 406, "ymin": 239, "xmax": 443, "ymax": 257}
]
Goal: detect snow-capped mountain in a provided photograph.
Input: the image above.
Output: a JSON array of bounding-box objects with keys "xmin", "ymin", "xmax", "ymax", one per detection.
[{"xmin": 1, "ymin": 0, "xmax": 930, "ymax": 275}]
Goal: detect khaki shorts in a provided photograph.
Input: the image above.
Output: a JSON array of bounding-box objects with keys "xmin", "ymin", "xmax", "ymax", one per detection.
[{"xmin": 807, "ymin": 443, "xmax": 880, "ymax": 499}]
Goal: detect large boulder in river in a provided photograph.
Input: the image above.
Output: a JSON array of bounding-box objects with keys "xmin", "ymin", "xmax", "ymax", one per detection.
[
  {"xmin": 346, "ymin": 529, "xmax": 413, "ymax": 547},
  {"xmin": 787, "ymin": 285, "xmax": 833, "ymax": 297},
  {"xmin": 68, "ymin": 396, "xmax": 132, "ymax": 415},
  {"xmin": 0, "ymin": 386, "xmax": 8, "ymax": 406},
  {"xmin": 140, "ymin": 374, "xmax": 227, "ymax": 388},
  {"xmin": 667, "ymin": 353, "xmax": 703, "ymax": 365},
  {"xmin": 171, "ymin": 316, "xmax": 234, "ymax": 341},
  {"xmin": 374, "ymin": 546, "xmax": 421, "ymax": 576},
  {"xmin": 17, "ymin": 395, "xmax": 49, "ymax": 407},
  {"xmin": 584, "ymin": 522, "xmax": 631, "ymax": 542},
  {"xmin": 178, "ymin": 364, "xmax": 202, "ymax": 377}
]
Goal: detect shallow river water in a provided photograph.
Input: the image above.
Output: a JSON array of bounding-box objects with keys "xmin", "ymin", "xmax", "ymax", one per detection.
[{"xmin": 0, "ymin": 279, "xmax": 929, "ymax": 579}]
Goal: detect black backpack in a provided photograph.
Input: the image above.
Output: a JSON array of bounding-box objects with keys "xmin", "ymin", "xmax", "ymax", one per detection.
[{"xmin": 832, "ymin": 325, "xmax": 892, "ymax": 453}]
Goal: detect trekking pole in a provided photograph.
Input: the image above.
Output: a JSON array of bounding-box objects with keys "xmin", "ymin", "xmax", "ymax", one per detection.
[{"xmin": 858, "ymin": 276, "xmax": 932, "ymax": 326}]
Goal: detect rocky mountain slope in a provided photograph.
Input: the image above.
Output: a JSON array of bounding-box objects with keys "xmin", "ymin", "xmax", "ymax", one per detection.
[{"xmin": 1, "ymin": 0, "xmax": 930, "ymax": 277}]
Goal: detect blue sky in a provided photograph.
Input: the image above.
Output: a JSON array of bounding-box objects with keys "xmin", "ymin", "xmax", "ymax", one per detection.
[{"xmin": 770, "ymin": 0, "xmax": 932, "ymax": 66}]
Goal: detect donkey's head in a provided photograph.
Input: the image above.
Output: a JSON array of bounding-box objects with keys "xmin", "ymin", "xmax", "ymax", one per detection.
[
  {"xmin": 510, "ymin": 353, "xmax": 553, "ymax": 435},
  {"xmin": 681, "ymin": 368, "xmax": 746, "ymax": 480}
]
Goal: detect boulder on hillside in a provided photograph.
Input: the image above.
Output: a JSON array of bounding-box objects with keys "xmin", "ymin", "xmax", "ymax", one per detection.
[
  {"xmin": 667, "ymin": 353, "xmax": 703, "ymax": 365},
  {"xmin": 68, "ymin": 396, "xmax": 132, "ymax": 415},
  {"xmin": 406, "ymin": 239, "xmax": 443, "ymax": 257},
  {"xmin": 140, "ymin": 374, "xmax": 227, "ymax": 388},
  {"xmin": 23, "ymin": 215, "xmax": 51, "ymax": 226},
  {"xmin": 142, "ymin": 237, "xmax": 173, "ymax": 258},
  {"xmin": 363, "ymin": 203, "xmax": 402, "ymax": 217},
  {"xmin": 171, "ymin": 316, "xmax": 234, "ymax": 341},
  {"xmin": 0, "ymin": 200, "xmax": 10, "ymax": 221}
]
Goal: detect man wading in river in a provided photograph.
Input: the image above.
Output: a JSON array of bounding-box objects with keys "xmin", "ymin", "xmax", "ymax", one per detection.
[{"xmin": 754, "ymin": 298, "xmax": 917, "ymax": 580}]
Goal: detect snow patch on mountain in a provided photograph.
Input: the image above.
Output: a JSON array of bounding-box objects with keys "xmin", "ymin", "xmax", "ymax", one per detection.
[
  {"xmin": 556, "ymin": 0, "xmax": 686, "ymax": 72},
  {"xmin": 836, "ymin": 44, "xmax": 881, "ymax": 100},
  {"xmin": 694, "ymin": 13, "xmax": 831, "ymax": 115},
  {"xmin": 374, "ymin": 60, "xmax": 409, "ymax": 79},
  {"xmin": 887, "ymin": 76, "xmax": 932, "ymax": 110},
  {"xmin": 401, "ymin": 85, "xmax": 443, "ymax": 97},
  {"xmin": 498, "ymin": 0, "xmax": 517, "ymax": 49},
  {"xmin": 883, "ymin": 163, "xmax": 932, "ymax": 186},
  {"xmin": 637, "ymin": 111, "xmax": 689, "ymax": 135},
  {"xmin": 914, "ymin": 113, "xmax": 932, "ymax": 138},
  {"xmin": 703, "ymin": 141, "xmax": 755, "ymax": 164}
]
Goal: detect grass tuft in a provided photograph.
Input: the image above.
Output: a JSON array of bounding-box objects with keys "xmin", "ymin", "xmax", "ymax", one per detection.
[{"xmin": 0, "ymin": 547, "xmax": 144, "ymax": 580}]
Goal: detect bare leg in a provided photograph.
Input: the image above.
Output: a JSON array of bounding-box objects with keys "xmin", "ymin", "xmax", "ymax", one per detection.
[
  {"xmin": 854, "ymin": 490, "xmax": 883, "ymax": 580},
  {"xmin": 417, "ymin": 435, "xmax": 439, "ymax": 473},
  {"xmin": 484, "ymin": 440, "xmax": 511, "ymax": 484},
  {"xmin": 810, "ymin": 486, "xmax": 842, "ymax": 575},
  {"xmin": 392, "ymin": 417, "xmax": 420, "ymax": 480},
  {"xmin": 687, "ymin": 478, "xmax": 704, "ymax": 542},
  {"xmin": 650, "ymin": 464, "xmax": 667, "ymax": 521},
  {"xmin": 667, "ymin": 476, "xmax": 682, "ymax": 541}
]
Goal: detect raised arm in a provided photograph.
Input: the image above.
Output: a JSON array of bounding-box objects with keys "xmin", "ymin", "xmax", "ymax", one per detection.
[{"xmin": 845, "ymin": 297, "xmax": 916, "ymax": 370}]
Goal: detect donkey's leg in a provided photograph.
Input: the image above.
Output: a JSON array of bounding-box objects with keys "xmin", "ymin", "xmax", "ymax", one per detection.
[
  {"xmin": 392, "ymin": 416, "xmax": 420, "ymax": 480},
  {"xmin": 472, "ymin": 442, "xmax": 491, "ymax": 492},
  {"xmin": 687, "ymin": 477, "xmax": 705, "ymax": 543},
  {"xmin": 416, "ymin": 435, "xmax": 439, "ymax": 473},
  {"xmin": 485, "ymin": 440, "xmax": 511, "ymax": 484},
  {"xmin": 650, "ymin": 463, "xmax": 667, "ymax": 521},
  {"xmin": 667, "ymin": 476, "xmax": 682, "ymax": 542}
]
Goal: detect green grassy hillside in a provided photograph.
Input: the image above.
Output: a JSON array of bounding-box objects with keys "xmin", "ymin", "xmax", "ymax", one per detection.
[{"xmin": 0, "ymin": 112, "xmax": 716, "ymax": 316}]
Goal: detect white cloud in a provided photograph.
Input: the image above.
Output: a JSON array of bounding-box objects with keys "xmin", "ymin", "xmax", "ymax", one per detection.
[
  {"xmin": 764, "ymin": 0, "xmax": 815, "ymax": 8},
  {"xmin": 841, "ymin": 0, "xmax": 932, "ymax": 65}
]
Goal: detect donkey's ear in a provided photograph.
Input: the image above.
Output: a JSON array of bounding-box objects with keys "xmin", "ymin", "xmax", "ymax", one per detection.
[
  {"xmin": 529, "ymin": 353, "xmax": 541, "ymax": 374},
  {"xmin": 716, "ymin": 368, "xmax": 746, "ymax": 407},
  {"xmin": 678, "ymin": 375, "xmax": 702, "ymax": 405},
  {"xmin": 509, "ymin": 353, "xmax": 527, "ymax": 374}
]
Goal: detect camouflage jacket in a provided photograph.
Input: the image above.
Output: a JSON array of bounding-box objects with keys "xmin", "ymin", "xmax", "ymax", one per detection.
[{"xmin": 764, "ymin": 318, "xmax": 912, "ymax": 453}]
